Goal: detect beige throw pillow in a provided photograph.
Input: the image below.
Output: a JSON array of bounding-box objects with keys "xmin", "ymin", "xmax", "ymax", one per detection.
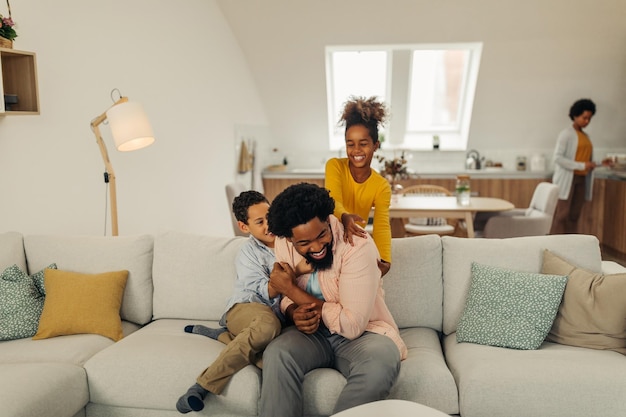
[
  {"xmin": 33, "ymin": 269, "xmax": 128, "ymax": 341},
  {"xmin": 542, "ymin": 250, "xmax": 626, "ymax": 355}
]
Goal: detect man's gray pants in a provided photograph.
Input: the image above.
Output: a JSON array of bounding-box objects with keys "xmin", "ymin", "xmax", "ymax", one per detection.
[{"xmin": 259, "ymin": 325, "xmax": 401, "ymax": 417}]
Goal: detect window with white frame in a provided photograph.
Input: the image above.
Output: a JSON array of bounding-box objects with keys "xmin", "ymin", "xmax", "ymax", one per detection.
[{"xmin": 325, "ymin": 43, "xmax": 482, "ymax": 151}]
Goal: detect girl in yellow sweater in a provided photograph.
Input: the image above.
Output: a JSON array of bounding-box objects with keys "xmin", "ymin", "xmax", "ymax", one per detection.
[{"xmin": 325, "ymin": 96, "xmax": 392, "ymax": 276}]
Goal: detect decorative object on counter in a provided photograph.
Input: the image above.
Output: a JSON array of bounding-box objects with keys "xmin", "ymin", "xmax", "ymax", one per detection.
[
  {"xmin": 433, "ymin": 135, "xmax": 440, "ymax": 150},
  {"xmin": 465, "ymin": 149, "xmax": 483, "ymax": 170},
  {"xmin": 530, "ymin": 154, "xmax": 546, "ymax": 172},
  {"xmin": 0, "ymin": 0, "xmax": 16, "ymax": 48},
  {"xmin": 376, "ymin": 150, "xmax": 409, "ymax": 201},
  {"xmin": 90, "ymin": 88, "xmax": 155, "ymax": 236},
  {"xmin": 3, "ymin": 93, "xmax": 17, "ymax": 110},
  {"xmin": 456, "ymin": 175, "xmax": 471, "ymax": 206},
  {"xmin": 376, "ymin": 150, "xmax": 409, "ymax": 183},
  {"xmin": 265, "ymin": 164, "xmax": 287, "ymax": 172},
  {"xmin": 516, "ymin": 156, "xmax": 527, "ymax": 171}
]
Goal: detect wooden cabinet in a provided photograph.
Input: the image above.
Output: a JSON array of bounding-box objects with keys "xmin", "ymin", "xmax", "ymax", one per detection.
[
  {"xmin": 0, "ymin": 48, "xmax": 39, "ymax": 115},
  {"xmin": 262, "ymin": 177, "xmax": 325, "ymax": 201},
  {"xmin": 599, "ymin": 179, "xmax": 626, "ymax": 254}
]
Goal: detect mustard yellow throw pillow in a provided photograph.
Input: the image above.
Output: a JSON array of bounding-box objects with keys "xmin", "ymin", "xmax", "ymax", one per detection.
[
  {"xmin": 34, "ymin": 269, "xmax": 128, "ymax": 342},
  {"xmin": 542, "ymin": 250, "xmax": 626, "ymax": 355}
]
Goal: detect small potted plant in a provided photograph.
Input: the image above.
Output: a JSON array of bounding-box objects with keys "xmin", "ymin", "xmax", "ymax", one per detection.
[{"xmin": 0, "ymin": 0, "xmax": 16, "ymax": 49}]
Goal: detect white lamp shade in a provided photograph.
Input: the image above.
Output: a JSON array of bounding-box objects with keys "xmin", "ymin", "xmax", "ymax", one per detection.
[{"xmin": 106, "ymin": 101, "xmax": 155, "ymax": 152}]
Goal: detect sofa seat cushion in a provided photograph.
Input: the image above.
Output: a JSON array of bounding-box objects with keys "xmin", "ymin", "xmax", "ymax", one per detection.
[
  {"xmin": 442, "ymin": 234, "xmax": 602, "ymax": 335},
  {"xmin": 84, "ymin": 319, "xmax": 260, "ymax": 416},
  {"xmin": 0, "ymin": 321, "xmax": 140, "ymax": 365},
  {"xmin": 0, "ymin": 362, "xmax": 88, "ymax": 417},
  {"xmin": 302, "ymin": 327, "xmax": 458, "ymax": 417},
  {"xmin": 444, "ymin": 334, "xmax": 626, "ymax": 417},
  {"xmin": 390, "ymin": 328, "xmax": 459, "ymax": 415}
]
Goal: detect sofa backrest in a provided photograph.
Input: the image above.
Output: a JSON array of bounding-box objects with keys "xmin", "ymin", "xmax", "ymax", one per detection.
[
  {"xmin": 23, "ymin": 234, "xmax": 154, "ymax": 326},
  {"xmin": 384, "ymin": 235, "xmax": 443, "ymax": 331},
  {"xmin": 0, "ymin": 232, "xmax": 26, "ymax": 272},
  {"xmin": 152, "ymin": 231, "xmax": 246, "ymax": 321},
  {"xmin": 441, "ymin": 234, "xmax": 602, "ymax": 335}
]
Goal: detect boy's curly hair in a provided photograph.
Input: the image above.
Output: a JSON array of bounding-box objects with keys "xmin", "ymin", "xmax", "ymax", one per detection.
[
  {"xmin": 232, "ymin": 190, "xmax": 269, "ymax": 224},
  {"xmin": 569, "ymin": 99, "xmax": 596, "ymax": 120},
  {"xmin": 268, "ymin": 183, "xmax": 335, "ymax": 238},
  {"xmin": 339, "ymin": 96, "xmax": 388, "ymax": 143}
]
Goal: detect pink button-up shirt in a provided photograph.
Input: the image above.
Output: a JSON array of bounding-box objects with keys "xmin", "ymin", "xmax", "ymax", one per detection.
[{"xmin": 276, "ymin": 215, "xmax": 407, "ymax": 360}]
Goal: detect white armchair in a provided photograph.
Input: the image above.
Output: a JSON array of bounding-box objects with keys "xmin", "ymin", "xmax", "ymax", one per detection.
[{"xmin": 479, "ymin": 182, "xmax": 559, "ymax": 238}]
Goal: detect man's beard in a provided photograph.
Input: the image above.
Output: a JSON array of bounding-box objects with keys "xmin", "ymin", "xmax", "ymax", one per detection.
[{"xmin": 304, "ymin": 242, "xmax": 334, "ymax": 271}]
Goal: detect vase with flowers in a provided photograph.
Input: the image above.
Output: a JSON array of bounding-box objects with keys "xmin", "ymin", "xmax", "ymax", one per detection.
[
  {"xmin": 0, "ymin": 0, "xmax": 16, "ymax": 49},
  {"xmin": 376, "ymin": 150, "xmax": 409, "ymax": 196}
]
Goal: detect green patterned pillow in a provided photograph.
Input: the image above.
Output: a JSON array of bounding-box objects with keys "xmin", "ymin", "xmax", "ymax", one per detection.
[
  {"xmin": 0, "ymin": 264, "xmax": 57, "ymax": 341},
  {"xmin": 456, "ymin": 262, "xmax": 568, "ymax": 350}
]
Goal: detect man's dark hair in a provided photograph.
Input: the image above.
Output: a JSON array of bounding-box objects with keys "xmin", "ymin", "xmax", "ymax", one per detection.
[
  {"xmin": 268, "ymin": 183, "xmax": 335, "ymax": 238},
  {"xmin": 569, "ymin": 99, "xmax": 596, "ymax": 120},
  {"xmin": 232, "ymin": 190, "xmax": 269, "ymax": 224}
]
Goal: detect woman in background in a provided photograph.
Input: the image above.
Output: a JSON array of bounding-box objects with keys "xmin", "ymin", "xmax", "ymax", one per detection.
[
  {"xmin": 550, "ymin": 98, "xmax": 598, "ymax": 234},
  {"xmin": 325, "ymin": 96, "xmax": 392, "ymax": 276}
]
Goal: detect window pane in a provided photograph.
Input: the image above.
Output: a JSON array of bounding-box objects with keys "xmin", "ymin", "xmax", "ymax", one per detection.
[
  {"xmin": 327, "ymin": 50, "xmax": 387, "ymax": 149},
  {"xmin": 407, "ymin": 49, "xmax": 469, "ymax": 131},
  {"xmin": 326, "ymin": 43, "xmax": 481, "ymax": 151}
]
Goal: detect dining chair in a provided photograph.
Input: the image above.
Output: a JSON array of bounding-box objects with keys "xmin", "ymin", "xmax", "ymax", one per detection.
[
  {"xmin": 400, "ymin": 185, "xmax": 457, "ymax": 236},
  {"xmin": 477, "ymin": 182, "xmax": 559, "ymax": 238},
  {"xmin": 225, "ymin": 183, "xmax": 249, "ymax": 237}
]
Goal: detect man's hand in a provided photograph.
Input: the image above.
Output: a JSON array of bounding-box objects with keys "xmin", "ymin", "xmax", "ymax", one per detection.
[
  {"xmin": 294, "ymin": 258, "xmax": 313, "ymax": 276},
  {"xmin": 269, "ymin": 262, "xmax": 296, "ymax": 296},
  {"xmin": 292, "ymin": 303, "xmax": 321, "ymax": 334},
  {"xmin": 341, "ymin": 213, "xmax": 368, "ymax": 246}
]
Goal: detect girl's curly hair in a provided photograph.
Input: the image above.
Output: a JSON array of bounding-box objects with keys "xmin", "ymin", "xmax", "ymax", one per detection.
[
  {"xmin": 339, "ymin": 96, "xmax": 388, "ymax": 143},
  {"xmin": 268, "ymin": 183, "xmax": 335, "ymax": 238}
]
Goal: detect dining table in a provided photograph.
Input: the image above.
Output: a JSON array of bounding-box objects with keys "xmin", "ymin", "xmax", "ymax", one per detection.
[{"xmin": 383, "ymin": 195, "xmax": 515, "ymax": 238}]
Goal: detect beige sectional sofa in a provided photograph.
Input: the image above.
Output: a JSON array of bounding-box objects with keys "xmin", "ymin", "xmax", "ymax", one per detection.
[{"xmin": 1, "ymin": 230, "xmax": 625, "ymax": 417}]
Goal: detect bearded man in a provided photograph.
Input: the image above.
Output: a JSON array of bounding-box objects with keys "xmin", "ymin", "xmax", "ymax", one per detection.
[{"xmin": 260, "ymin": 182, "xmax": 406, "ymax": 417}]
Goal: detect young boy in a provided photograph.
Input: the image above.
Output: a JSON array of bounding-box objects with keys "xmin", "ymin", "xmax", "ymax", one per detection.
[{"xmin": 176, "ymin": 190, "xmax": 310, "ymax": 414}]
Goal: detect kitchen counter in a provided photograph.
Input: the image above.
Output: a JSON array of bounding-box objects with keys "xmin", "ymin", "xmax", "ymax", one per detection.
[{"xmin": 594, "ymin": 167, "xmax": 626, "ymax": 181}]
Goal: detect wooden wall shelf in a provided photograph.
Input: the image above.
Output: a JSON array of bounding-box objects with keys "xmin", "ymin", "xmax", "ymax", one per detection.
[{"xmin": 0, "ymin": 47, "xmax": 39, "ymax": 115}]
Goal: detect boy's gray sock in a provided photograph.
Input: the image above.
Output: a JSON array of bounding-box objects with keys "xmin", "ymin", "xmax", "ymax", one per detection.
[
  {"xmin": 184, "ymin": 324, "xmax": 227, "ymax": 340},
  {"xmin": 176, "ymin": 383, "xmax": 208, "ymax": 414}
]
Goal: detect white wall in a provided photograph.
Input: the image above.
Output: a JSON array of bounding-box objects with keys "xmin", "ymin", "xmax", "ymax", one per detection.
[
  {"xmin": 218, "ymin": 0, "xmax": 626, "ymax": 171},
  {"xmin": 0, "ymin": 0, "xmax": 267, "ymax": 237}
]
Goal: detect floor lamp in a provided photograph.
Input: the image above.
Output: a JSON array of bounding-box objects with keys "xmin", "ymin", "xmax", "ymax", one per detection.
[{"xmin": 90, "ymin": 91, "xmax": 155, "ymax": 236}]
